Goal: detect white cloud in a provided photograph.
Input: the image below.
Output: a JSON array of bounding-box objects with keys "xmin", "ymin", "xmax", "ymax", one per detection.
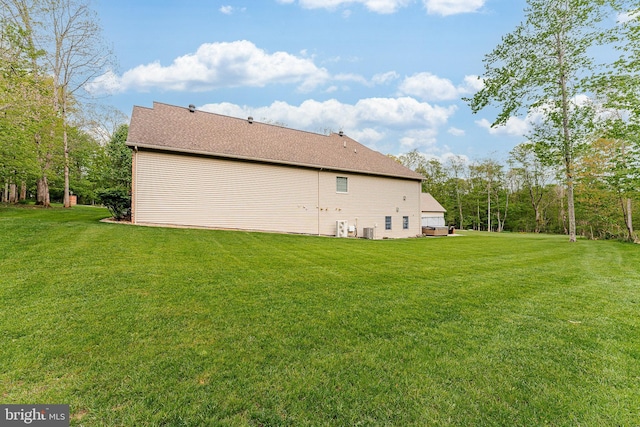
[
  {"xmin": 355, "ymin": 97, "xmax": 455, "ymax": 128},
  {"xmin": 372, "ymin": 71, "xmax": 400, "ymax": 85},
  {"xmin": 398, "ymin": 72, "xmax": 480, "ymax": 101},
  {"xmin": 447, "ymin": 127, "xmax": 465, "ymax": 136},
  {"xmin": 200, "ymin": 96, "xmax": 456, "ymax": 150},
  {"xmin": 333, "ymin": 71, "xmax": 399, "ymax": 87},
  {"xmin": 618, "ymin": 10, "xmax": 639, "ymax": 23},
  {"xmin": 461, "ymin": 74, "xmax": 484, "ymax": 92},
  {"xmin": 86, "ymin": 41, "xmax": 330, "ymax": 94},
  {"xmin": 399, "ymin": 129, "xmax": 439, "ymax": 149},
  {"xmin": 476, "ymin": 117, "xmax": 529, "ymax": 137},
  {"xmin": 219, "ymin": 5, "xmax": 233, "ymax": 14},
  {"xmin": 423, "ymin": 0, "xmax": 486, "ymax": 16},
  {"xmin": 334, "ymin": 73, "xmax": 370, "ymax": 85},
  {"xmin": 349, "ymin": 128, "xmax": 386, "ymax": 147}
]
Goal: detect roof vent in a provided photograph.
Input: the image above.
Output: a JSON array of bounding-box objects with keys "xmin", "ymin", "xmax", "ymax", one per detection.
[
  {"xmin": 248, "ymin": 116, "xmax": 253, "ymax": 124},
  {"xmin": 339, "ymin": 131, "xmax": 344, "ymax": 137},
  {"xmin": 188, "ymin": 104, "xmax": 196, "ymax": 113}
]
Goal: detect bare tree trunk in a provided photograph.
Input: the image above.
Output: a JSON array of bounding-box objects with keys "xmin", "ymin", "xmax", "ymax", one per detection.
[
  {"xmin": 63, "ymin": 120, "xmax": 70, "ymax": 208},
  {"xmin": 2, "ymin": 182, "xmax": 8, "ymax": 203},
  {"xmin": 621, "ymin": 197, "xmax": 638, "ymax": 243},
  {"xmin": 498, "ymin": 191, "xmax": 509, "ymax": 232},
  {"xmin": 557, "ymin": 185, "xmax": 568, "ymax": 235},
  {"xmin": 529, "ymin": 186, "xmax": 542, "ymax": 233},
  {"xmin": 9, "ymin": 183, "xmax": 18, "ymax": 203},
  {"xmin": 36, "ymin": 176, "xmax": 51, "ymax": 207},
  {"xmin": 566, "ymin": 180, "xmax": 576, "ymax": 242},
  {"xmin": 457, "ymin": 195, "xmax": 464, "ymax": 229},
  {"xmin": 487, "ymin": 187, "xmax": 491, "ymax": 232},
  {"xmin": 20, "ymin": 181, "xmax": 27, "ymax": 200}
]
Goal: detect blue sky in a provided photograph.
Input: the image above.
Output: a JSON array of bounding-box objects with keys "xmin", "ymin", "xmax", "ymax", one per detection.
[{"xmin": 90, "ymin": 0, "xmax": 531, "ymax": 161}]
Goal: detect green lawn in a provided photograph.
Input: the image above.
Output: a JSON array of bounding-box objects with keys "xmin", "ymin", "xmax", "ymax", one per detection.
[{"xmin": 1, "ymin": 205, "xmax": 639, "ymax": 426}]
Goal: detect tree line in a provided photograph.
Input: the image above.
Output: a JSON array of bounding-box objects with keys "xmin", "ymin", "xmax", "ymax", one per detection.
[
  {"xmin": 393, "ymin": 142, "xmax": 639, "ymax": 242},
  {"xmin": 0, "ymin": 0, "xmax": 130, "ymax": 209}
]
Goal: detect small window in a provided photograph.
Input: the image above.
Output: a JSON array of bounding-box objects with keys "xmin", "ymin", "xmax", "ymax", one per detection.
[
  {"xmin": 336, "ymin": 176, "xmax": 348, "ymax": 193},
  {"xmin": 385, "ymin": 216, "xmax": 392, "ymax": 230},
  {"xmin": 403, "ymin": 216, "xmax": 409, "ymax": 229}
]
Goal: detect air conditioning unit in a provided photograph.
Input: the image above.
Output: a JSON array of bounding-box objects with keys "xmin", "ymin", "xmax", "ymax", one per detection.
[
  {"xmin": 363, "ymin": 227, "xmax": 375, "ymax": 239},
  {"xmin": 336, "ymin": 220, "xmax": 348, "ymax": 238}
]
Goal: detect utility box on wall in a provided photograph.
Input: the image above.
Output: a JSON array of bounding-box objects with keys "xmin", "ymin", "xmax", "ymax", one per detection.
[
  {"xmin": 363, "ymin": 227, "xmax": 375, "ymax": 239},
  {"xmin": 336, "ymin": 220, "xmax": 348, "ymax": 238}
]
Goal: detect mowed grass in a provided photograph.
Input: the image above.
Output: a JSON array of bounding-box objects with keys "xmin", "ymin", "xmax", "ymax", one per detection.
[{"xmin": 1, "ymin": 205, "xmax": 639, "ymax": 426}]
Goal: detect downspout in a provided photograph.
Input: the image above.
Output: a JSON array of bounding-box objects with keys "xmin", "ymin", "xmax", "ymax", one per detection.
[
  {"xmin": 132, "ymin": 146, "xmax": 138, "ymax": 223},
  {"xmin": 318, "ymin": 169, "xmax": 321, "ymax": 236}
]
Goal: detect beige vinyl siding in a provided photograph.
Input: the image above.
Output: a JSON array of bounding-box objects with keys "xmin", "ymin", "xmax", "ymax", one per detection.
[
  {"xmin": 134, "ymin": 151, "xmax": 319, "ymax": 234},
  {"xmin": 317, "ymin": 172, "xmax": 421, "ymax": 238},
  {"xmin": 133, "ymin": 150, "xmax": 422, "ymax": 238}
]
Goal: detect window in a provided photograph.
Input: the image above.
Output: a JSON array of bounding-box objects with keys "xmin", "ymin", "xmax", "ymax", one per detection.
[
  {"xmin": 336, "ymin": 176, "xmax": 348, "ymax": 193},
  {"xmin": 403, "ymin": 216, "xmax": 409, "ymax": 229},
  {"xmin": 385, "ymin": 216, "xmax": 392, "ymax": 230}
]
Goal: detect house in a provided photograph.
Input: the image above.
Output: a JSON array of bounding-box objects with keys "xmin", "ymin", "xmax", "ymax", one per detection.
[
  {"xmin": 126, "ymin": 102, "xmax": 424, "ymax": 238},
  {"xmin": 421, "ymin": 193, "xmax": 447, "ymax": 227}
]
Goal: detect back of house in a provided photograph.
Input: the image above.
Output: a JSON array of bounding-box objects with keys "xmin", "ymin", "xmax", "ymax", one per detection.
[{"xmin": 126, "ymin": 102, "xmax": 425, "ymax": 239}]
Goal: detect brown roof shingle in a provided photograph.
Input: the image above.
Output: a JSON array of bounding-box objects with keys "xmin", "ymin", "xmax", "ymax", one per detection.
[
  {"xmin": 126, "ymin": 102, "xmax": 423, "ymax": 181},
  {"xmin": 421, "ymin": 193, "xmax": 446, "ymax": 213}
]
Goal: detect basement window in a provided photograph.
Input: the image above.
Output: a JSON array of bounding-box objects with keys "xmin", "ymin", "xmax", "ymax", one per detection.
[{"xmin": 336, "ymin": 176, "xmax": 348, "ymax": 193}]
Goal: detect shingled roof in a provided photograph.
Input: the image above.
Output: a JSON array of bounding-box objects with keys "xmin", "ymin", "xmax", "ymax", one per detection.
[
  {"xmin": 421, "ymin": 193, "xmax": 447, "ymax": 213},
  {"xmin": 126, "ymin": 102, "xmax": 423, "ymax": 181}
]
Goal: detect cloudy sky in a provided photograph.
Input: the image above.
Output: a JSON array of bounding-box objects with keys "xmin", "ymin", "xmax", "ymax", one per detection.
[{"xmin": 91, "ymin": 0, "xmax": 532, "ymax": 161}]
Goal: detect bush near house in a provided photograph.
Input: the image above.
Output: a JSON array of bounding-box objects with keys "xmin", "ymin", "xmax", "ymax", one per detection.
[{"xmin": 97, "ymin": 187, "xmax": 130, "ymax": 220}]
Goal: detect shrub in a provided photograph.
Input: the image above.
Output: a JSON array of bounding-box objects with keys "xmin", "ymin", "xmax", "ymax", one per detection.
[{"xmin": 97, "ymin": 187, "xmax": 131, "ymax": 221}]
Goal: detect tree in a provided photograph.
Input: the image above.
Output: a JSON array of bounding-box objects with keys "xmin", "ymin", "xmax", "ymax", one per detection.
[
  {"xmin": 508, "ymin": 142, "xmax": 556, "ymax": 233},
  {"xmin": 102, "ymin": 124, "xmax": 131, "ymax": 190},
  {"xmin": 42, "ymin": 0, "xmax": 113, "ymax": 208},
  {"xmin": 467, "ymin": 0, "xmax": 627, "ymax": 242},
  {"xmin": 444, "ymin": 155, "xmax": 468, "ymax": 229},
  {"xmin": 93, "ymin": 124, "xmax": 130, "ymax": 219},
  {"xmin": 2, "ymin": 0, "xmax": 57, "ymax": 206},
  {"xmin": 589, "ymin": 11, "xmax": 640, "ymax": 242},
  {"xmin": 0, "ymin": 13, "xmax": 59, "ymax": 205},
  {"xmin": 469, "ymin": 158, "xmax": 505, "ymax": 232},
  {"xmin": 577, "ymin": 133, "xmax": 640, "ymax": 241},
  {"xmin": 82, "ymin": 103, "xmax": 128, "ymax": 146}
]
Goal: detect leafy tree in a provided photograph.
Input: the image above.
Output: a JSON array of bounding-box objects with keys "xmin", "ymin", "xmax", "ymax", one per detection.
[
  {"xmin": 1, "ymin": 0, "xmax": 114, "ymax": 207},
  {"xmin": 467, "ymin": 0, "xmax": 627, "ymax": 242},
  {"xmin": 43, "ymin": 0, "xmax": 114, "ymax": 208},
  {"xmin": 0, "ymin": 18, "xmax": 58, "ymax": 204},
  {"xmin": 576, "ymin": 135, "xmax": 640, "ymax": 241},
  {"xmin": 101, "ymin": 124, "xmax": 131, "ymax": 190},
  {"xmin": 508, "ymin": 142, "xmax": 556, "ymax": 233},
  {"xmin": 67, "ymin": 126, "xmax": 102, "ymax": 204},
  {"xmin": 443, "ymin": 155, "xmax": 468, "ymax": 229},
  {"xmin": 589, "ymin": 11, "xmax": 640, "ymax": 242},
  {"xmin": 94, "ymin": 124, "xmax": 130, "ymax": 217}
]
